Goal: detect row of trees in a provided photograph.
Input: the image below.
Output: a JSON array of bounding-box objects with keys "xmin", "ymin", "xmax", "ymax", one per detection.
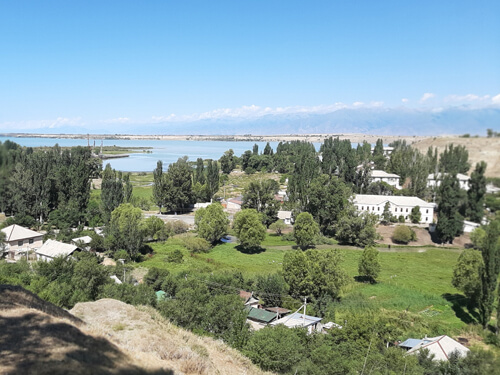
[{"xmin": 0, "ymin": 141, "xmax": 101, "ymax": 226}]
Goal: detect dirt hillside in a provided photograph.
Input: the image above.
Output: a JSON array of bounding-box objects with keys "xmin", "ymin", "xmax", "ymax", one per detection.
[
  {"xmin": 411, "ymin": 136, "xmax": 500, "ymax": 177},
  {"xmin": 0, "ymin": 285, "xmax": 270, "ymax": 375}
]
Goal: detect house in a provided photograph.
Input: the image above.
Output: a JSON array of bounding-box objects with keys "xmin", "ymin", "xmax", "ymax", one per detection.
[
  {"xmin": 239, "ymin": 290, "xmax": 259, "ymax": 307},
  {"xmin": 486, "ymin": 184, "xmax": 500, "ymax": 194},
  {"xmin": 35, "ymin": 239, "xmax": 80, "ymax": 262},
  {"xmin": 400, "ymin": 335, "xmax": 469, "ymax": 361},
  {"xmin": 371, "ymin": 146, "xmax": 394, "ymax": 157},
  {"xmin": 353, "ymin": 194, "xmax": 435, "ymax": 224},
  {"xmin": 270, "ymin": 312, "xmax": 323, "ymax": 334},
  {"xmin": 427, "ymin": 173, "xmax": 470, "ymax": 191},
  {"xmin": 277, "ymin": 210, "xmax": 293, "ymax": 225},
  {"xmin": 369, "ymin": 170, "xmax": 402, "ymax": 190},
  {"xmin": 463, "ymin": 220, "xmax": 481, "ymax": 233},
  {"xmin": 0, "ymin": 224, "xmax": 44, "ymax": 260},
  {"xmin": 71, "ymin": 235, "xmax": 93, "ymax": 250},
  {"xmin": 264, "ymin": 307, "xmax": 291, "ymax": 319},
  {"xmin": 226, "ymin": 197, "xmax": 243, "ymax": 212},
  {"xmin": 245, "ymin": 306, "xmax": 278, "ymax": 330}
]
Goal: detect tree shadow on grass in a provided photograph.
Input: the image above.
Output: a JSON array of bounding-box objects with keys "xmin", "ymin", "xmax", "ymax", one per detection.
[
  {"xmin": 235, "ymin": 245, "xmax": 266, "ymax": 254},
  {"xmin": 442, "ymin": 293, "xmax": 477, "ymax": 324},
  {"xmin": 354, "ymin": 275, "xmax": 376, "ymax": 284}
]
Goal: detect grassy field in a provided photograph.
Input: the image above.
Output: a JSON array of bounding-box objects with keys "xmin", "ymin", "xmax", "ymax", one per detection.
[{"xmin": 135, "ymin": 233, "xmax": 468, "ymax": 334}]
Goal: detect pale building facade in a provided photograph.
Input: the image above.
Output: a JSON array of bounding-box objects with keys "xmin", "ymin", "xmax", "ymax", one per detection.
[{"xmin": 354, "ymin": 194, "xmax": 435, "ymax": 224}]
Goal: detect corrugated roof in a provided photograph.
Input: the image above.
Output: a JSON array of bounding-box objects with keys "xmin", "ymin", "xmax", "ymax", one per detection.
[
  {"xmin": 264, "ymin": 307, "xmax": 291, "ymax": 314},
  {"xmin": 277, "ymin": 210, "xmax": 292, "ymax": 220},
  {"xmin": 36, "ymin": 239, "xmax": 78, "ymax": 258},
  {"xmin": 354, "ymin": 194, "xmax": 434, "ymax": 208},
  {"xmin": 428, "ymin": 173, "xmax": 470, "ymax": 181},
  {"xmin": 1, "ymin": 224, "xmax": 43, "ymax": 242},
  {"xmin": 72, "ymin": 235, "xmax": 92, "ymax": 245},
  {"xmin": 271, "ymin": 312, "xmax": 322, "ymax": 328},
  {"xmin": 246, "ymin": 306, "xmax": 277, "ymax": 323},
  {"xmin": 370, "ymin": 170, "xmax": 400, "ymax": 178},
  {"xmin": 407, "ymin": 335, "xmax": 469, "ymax": 361}
]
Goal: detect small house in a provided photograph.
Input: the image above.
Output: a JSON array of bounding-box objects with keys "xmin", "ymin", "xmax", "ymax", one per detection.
[
  {"xmin": 245, "ymin": 306, "xmax": 278, "ymax": 330},
  {"xmin": 35, "ymin": 239, "xmax": 80, "ymax": 262},
  {"xmin": 463, "ymin": 220, "xmax": 481, "ymax": 233},
  {"xmin": 71, "ymin": 235, "xmax": 93, "ymax": 251},
  {"xmin": 277, "ymin": 210, "xmax": 293, "ymax": 225},
  {"xmin": 399, "ymin": 335, "xmax": 469, "ymax": 361},
  {"xmin": 427, "ymin": 173, "xmax": 470, "ymax": 191},
  {"xmin": 1, "ymin": 224, "xmax": 43, "ymax": 260},
  {"xmin": 226, "ymin": 197, "xmax": 243, "ymax": 212},
  {"xmin": 369, "ymin": 170, "xmax": 402, "ymax": 190},
  {"xmin": 239, "ymin": 290, "xmax": 259, "ymax": 307},
  {"xmin": 270, "ymin": 312, "xmax": 323, "ymax": 334}
]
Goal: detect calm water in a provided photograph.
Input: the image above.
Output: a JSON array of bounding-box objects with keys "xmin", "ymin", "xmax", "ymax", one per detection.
[{"xmin": 0, "ymin": 136, "xmax": 322, "ymax": 172}]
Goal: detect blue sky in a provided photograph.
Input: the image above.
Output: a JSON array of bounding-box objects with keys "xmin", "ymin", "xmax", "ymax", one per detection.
[{"xmin": 0, "ymin": 0, "xmax": 499, "ymax": 131}]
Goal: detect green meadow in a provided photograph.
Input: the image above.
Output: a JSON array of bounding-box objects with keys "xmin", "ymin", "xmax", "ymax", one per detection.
[{"xmin": 136, "ymin": 234, "xmax": 467, "ymax": 334}]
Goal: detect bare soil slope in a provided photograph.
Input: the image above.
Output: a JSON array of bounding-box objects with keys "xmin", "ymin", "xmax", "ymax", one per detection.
[
  {"xmin": 0, "ymin": 285, "xmax": 270, "ymax": 375},
  {"xmin": 411, "ymin": 136, "xmax": 500, "ymax": 177},
  {"xmin": 376, "ymin": 225, "xmax": 470, "ymax": 248}
]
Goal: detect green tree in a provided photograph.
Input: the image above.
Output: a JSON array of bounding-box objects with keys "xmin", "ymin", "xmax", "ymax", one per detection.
[
  {"xmin": 107, "ymin": 203, "xmax": 144, "ymax": 259},
  {"xmin": 123, "ymin": 173, "xmax": 133, "ymax": 203},
  {"xmin": 101, "ymin": 163, "xmax": 124, "ymax": 222},
  {"xmin": 194, "ymin": 158, "xmax": 206, "ymax": 185},
  {"xmin": 439, "ymin": 144, "xmax": 470, "ymax": 175},
  {"xmin": 233, "ymin": 209, "xmax": 266, "ymax": 249},
  {"xmin": 282, "ymin": 248, "xmax": 349, "ymax": 300},
  {"xmin": 381, "ymin": 202, "xmax": 392, "ymax": 225},
  {"xmin": 269, "ymin": 220, "xmax": 286, "ymax": 236},
  {"xmin": 242, "ymin": 179, "xmax": 280, "ymax": 227},
  {"xmin": 243, "ymin": 325, "xmax": 307, "ymax": 373},
  {"xmin": 219, "ymin": 149, "xmax": 236, "ymax": 174},
  {"xmin": 478, "ymin": 220, "xmax": 500, "ymax": 328},
  {"xmin": 392, "ymin": 225, "xmax": 416, "ymax": 244},
  {"xmin": 335, "ymin": 209, "xmax": 378, "ymax": 247},
  {"xmin": 152, "ymin": 160, "xmax": 166, "ymax": 213},
  {"xmin": 436, "ymin": 174, "xmax": 465, "ymax": 243},
  {"xmin": 467, "ymin": 161, "xmax": 487, "ymax": 223},
  {"xmin": 305, "ymin": 174, "xmax": 353, "ymax": 236},
  {"xmin": 255, "ymin": 273, "xmax": 288, "ymax": 307},
  {"xmin": 0, "ymin": 231, "xmax": 6, "ymax": 256},
  {"xmin": 358, "ymin": 247, "xmax": 381, "ymax": 283},
  {"xmin": 410, "ymin": 205, "xmax": 422, "ymax": 223},
  {"xmin": 205, "ymin": 159, "xmax": 219, "ymax": 201},
  {"xmin": 452, "ymin": 248, "xmax": 484, "ymax": 308},
  {"xmin": 195, "ymin": 203, "xmax": 229, "ymax": 244},
  {"xmin": 163, "ymin": 157, "xmax": 194, "ymax": 213},
  {"xmin": 293, "ymin": 212, "xmax": 319, "ymax": 250},
  {"xmin": 141, "ymin": 216, "xmax": 168, "ymax": 241}
]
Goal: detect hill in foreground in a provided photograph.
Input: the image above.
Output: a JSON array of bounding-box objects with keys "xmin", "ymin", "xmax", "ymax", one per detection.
[{"xmin": 0, "ymin": 285, "xmax": 270, "ymax": 375}]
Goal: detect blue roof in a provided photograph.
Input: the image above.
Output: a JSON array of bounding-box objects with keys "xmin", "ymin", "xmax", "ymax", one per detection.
[{"xmin": 399, "ymin": 338, "xmax": 424, "ymax": 348}]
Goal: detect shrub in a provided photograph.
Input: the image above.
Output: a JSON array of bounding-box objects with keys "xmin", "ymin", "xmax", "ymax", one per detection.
[
  {"xmin": 165, "ymin": 220, "xmax": 189, "ymax": 235},
  {"xmin": 269, "ymin": 220, "xmax": 286, "ymax": 236},
  {"xmin": 392, "ymin": 225, "xmax": 416, "ymax": 244},
  {"xmin": 165, "ymin": 249, "xmax": 184, "ymax": 263},
  {"xmin": 184, "ymin": 237, "xmax": 211, "ymax": 253},
  {"xmin": 398, "ymin": 215, "xmax": 405, "ymax": 223},
  {"xmin": 114, "ymin": 249, "xmax": 130, "ymax": 262}
]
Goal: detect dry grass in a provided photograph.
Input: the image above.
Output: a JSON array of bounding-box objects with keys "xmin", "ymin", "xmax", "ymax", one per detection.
[
  {"xmin": 71, "ymin": 299, "xmax": 272, "ymax": 375},
  {"xmin": 411, "ymin": 136, "xmax": 500, "ymax": 177}
]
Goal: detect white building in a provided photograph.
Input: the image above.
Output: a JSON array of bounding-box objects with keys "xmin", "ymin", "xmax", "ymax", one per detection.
[
  {"xmin": 369, "ymin": 170, "xmax": 402, "ymax": 189},
  {"xmin": 35, "ymin": 239, "xmax": 80, "ymax": 262},
  {"xmin": 400, "ymin": 335, "xmax": 469, "ymax": 362},
  {"xmin": 277, "ymin": 210, "xmax": 293, "ymax": 225},
  {"xmin": 427, "ymin": 173, "xmax": 470, "ymax": 191},
  {"xmin": 353, "ymin": 194, "xmax": 435, "ymax": 224},
  {"xmin": 371, "ymin": 146, "xmax": 394, "ymax": 157},
  {"xmin": 0, "ymin": 224, "xmax": 44, "ymax": 261},
  {"xmin": 463, "ymin": 220, "xmax": 481, "ymax": 233}
]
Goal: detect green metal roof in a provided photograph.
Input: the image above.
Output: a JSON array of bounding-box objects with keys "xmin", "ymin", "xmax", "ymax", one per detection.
[
  {"xmin": 156, "ymin": 290, "xmax": 167, "ymax": 301},
  {"xmin": 246, "ymin": 306, "xmax": 277, "ymax": 323}
]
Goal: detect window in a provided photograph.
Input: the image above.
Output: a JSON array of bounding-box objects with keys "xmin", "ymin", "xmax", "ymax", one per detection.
[
  {"xmin": 426, "ymin": 217, "xmax": 428, "ymax": 222},
  {"xmin": 29, "ymin": 239, "xmax": 34, "ymax": 244},
  {"xmin": 361, "ymin": 206, "xmax": 364, "ymax": 210},
  {"xmin": 18, "ymin": 241, "xmax": 23, "ymax": 247},
  {"xmin": 406, "ymin": 208, "xmax": 408, "ymax": 212},
  {"xmin": 426, "ymin": 209, "xmax": 429, "ymax": 213},
  {"xmin": 372, "ymin": 206, "xmax": 374, "ymax": 211},
  {"xmin": 378, "ymin": 207, "xmax": 380, "ymax": 211}
]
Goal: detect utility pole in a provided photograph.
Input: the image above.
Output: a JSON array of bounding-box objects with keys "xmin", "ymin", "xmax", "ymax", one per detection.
[{"xmin": 303, "ymin": 296, "xmax": 308, "ymax": 327}]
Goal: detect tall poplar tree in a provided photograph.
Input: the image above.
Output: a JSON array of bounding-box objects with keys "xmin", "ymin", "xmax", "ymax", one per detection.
[
  {"xmin": 436, "ymin": 174, "xmax": 464, "ymax": 243},
  {"xmin": 101, "ymin": 163, "xmax": 123, "ymax": 222},
  {"xmin": 467, "ymin": 161, "xmax": 487, "ymax": 223},
  {"xmin": 153, "ymin": 161, "xmax": 166, "ymax": 213}
]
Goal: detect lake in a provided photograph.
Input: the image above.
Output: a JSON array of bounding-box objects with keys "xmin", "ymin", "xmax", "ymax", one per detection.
[{"xmin": 0, "ymin": 136, "xmax": 322, "ymax": 172}]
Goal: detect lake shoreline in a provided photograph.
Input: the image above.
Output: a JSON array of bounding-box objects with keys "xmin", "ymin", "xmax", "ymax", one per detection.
[{"xmin": 0, "ymin": 132, "xmax": 432, "ymax": 144}]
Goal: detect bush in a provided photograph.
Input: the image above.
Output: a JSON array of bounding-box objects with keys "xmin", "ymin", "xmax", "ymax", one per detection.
[
  {"xmin": 113, "ymin": 249, "xmax": 130, "ymax": 262},
  {"xmin": 269, "ymin": 220, "xmax": 286, "ymax": 235},
  {"xmin": 165, "ymin": 220, "xmax": 189, "ymax": 235},
  {"xmin": 392, "ymin": 225, "xmax": 416, "ymax": 244},
  {"xmin": 165, "ymin": 249, "xmax": 184, "ymax": 263},
  {"xmin": 281, "ymin": 232, "xmax": 295, "ymax": 242},
  {"xmin": 183, "ymin": 236, "xmax": 211, "ymax": 253},
  {"xmin": 398, "ymin": 215, "xmax": 405, "ymax": 223}
]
